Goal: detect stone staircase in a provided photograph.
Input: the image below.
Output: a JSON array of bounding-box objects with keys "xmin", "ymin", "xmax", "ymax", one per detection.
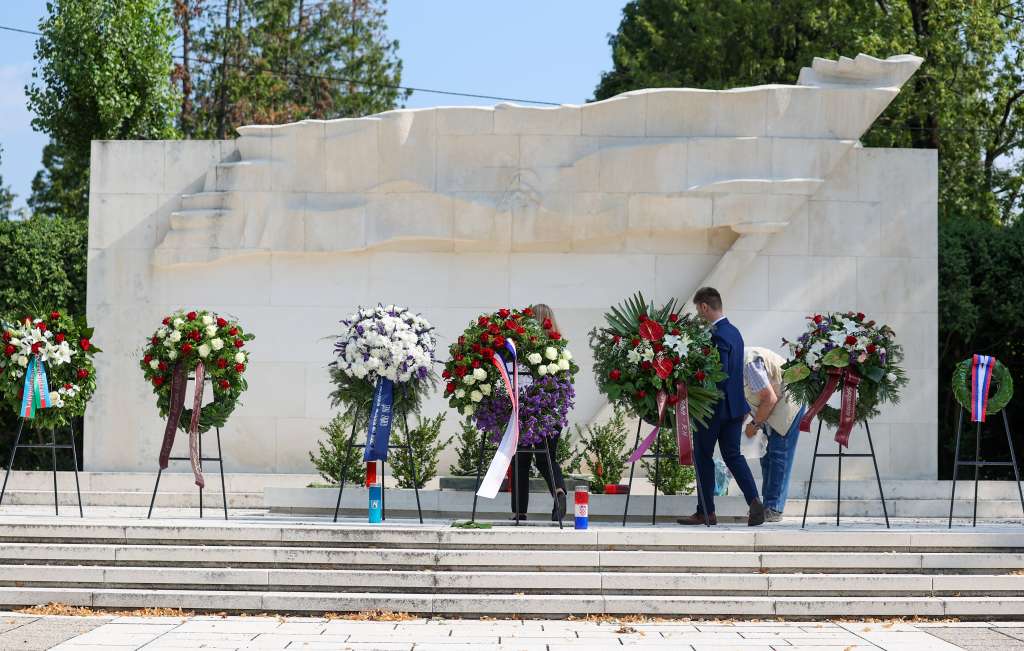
[{"xmin": 0, "ymin": 519, "xmax": 1022, "ymax": 618}]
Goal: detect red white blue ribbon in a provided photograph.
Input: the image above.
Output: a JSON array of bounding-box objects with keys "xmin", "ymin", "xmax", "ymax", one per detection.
[
  {"xmin": 476, "ymin": 339, "xmax": 519, "ymax": 499},
  {"xmin": 970, "ymin": 354, "xmax": 996, "ymax": 423},
  {"xmin": 20, "ymin": 355, "xmax": 50, "ymax": 420}
]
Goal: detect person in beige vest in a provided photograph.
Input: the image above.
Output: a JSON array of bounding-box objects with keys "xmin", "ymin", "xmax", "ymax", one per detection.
[{"xmin": 743, "ymin": 347, "xmax": 806, "ymax": 522}]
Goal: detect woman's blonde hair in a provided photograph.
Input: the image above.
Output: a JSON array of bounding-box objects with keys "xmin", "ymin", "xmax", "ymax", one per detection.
[{"xmin": 530, "ymin": 303, "xmax": 559, "ymax": 333}]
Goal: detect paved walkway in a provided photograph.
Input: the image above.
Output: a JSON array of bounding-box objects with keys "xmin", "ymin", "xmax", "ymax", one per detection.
[{"xmin": 0, "ymin": 614, "xmax": 1020, "ymax": 650}]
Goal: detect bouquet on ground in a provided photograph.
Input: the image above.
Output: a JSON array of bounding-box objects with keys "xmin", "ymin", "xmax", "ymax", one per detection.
[
  {"xmin": 0, "ymin": 311, "xmax": 100, "ymax": 429},
  {"xmin": 443, "ymin": 307, "xmax": 578, "ymax": 446},
  {"xmin": 141, "ymin": 309, "xmax": 254, "ymax": 487},
  {"xmin": 330, "ymin": 304, "xmax": 437, "ymax": 461},
  {"xmin": 782, "ymin": 311, "xmax": 907, "ymax": 445},
  {"xmin": 589, "ymin": 293, "xmax": 725, "ymax": 464}
]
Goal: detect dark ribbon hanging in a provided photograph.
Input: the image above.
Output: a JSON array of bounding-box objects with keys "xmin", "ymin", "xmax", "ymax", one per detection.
[
  {"xmin": 675, "ymin": 381, "xmax": 693, "ymax": 465},
  {"xmin": 834, "ymin": 369, "xmax": 861, "ymax": 448},
  {"xmin": 157, "ymin": 362, "xmax": 207, "ymax": 488},
  {"xmin": 364, "ymin": 376, "xmax": 395, "ymax": 462},
  {"xmin": 799, "ymin": 366, "xmax": 843, "ymax": 433}
]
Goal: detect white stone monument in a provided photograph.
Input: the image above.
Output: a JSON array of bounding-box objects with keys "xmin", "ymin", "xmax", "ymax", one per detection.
[{"xmin": 86, "ymin": 53, "xmax": 937, "ymax": 481}]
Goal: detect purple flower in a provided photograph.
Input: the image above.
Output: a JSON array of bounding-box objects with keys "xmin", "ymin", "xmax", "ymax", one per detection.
[{"xmin": 473, "ymin": 374, "xmax": 575, "ymax": 445}]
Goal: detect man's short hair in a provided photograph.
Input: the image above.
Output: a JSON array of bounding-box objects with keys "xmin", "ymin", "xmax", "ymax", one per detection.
[{"xmin": 693, "ymin": 286, "xmax": 723, "ymax": 310}]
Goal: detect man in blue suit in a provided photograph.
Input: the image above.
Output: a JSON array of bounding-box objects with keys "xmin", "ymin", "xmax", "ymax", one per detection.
[{"xmin": 678, "ymin": 287, "xmax": 765, "ymax": 526}]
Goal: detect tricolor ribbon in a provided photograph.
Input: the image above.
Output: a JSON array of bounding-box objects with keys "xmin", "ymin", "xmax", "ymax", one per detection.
[
  {"xmin": 476, "ymin": 339, "xmax": 518, "ymax": 499},
  {"xmin": 158, "ymin": 362, "xmax": 208, "ymax": 488},
  {"xmin": 364, "ymin": 376, "xmax": 395, "ymax": 461},
  {"xmin": 627, "ymin": 381, "xmax": 693, "ymax": 466},
  {"xmin": 799, "ymin": 366, "xmax": 843, "ymax": 433},
  {"xmin": 970, "ymin": 354, "xmax": 996, "ymax": 423},
  {"xmin": 834, "ymin": 368, "xmax": 861, "ymax": 447},
  {"xmin": 19, "ymin": 355, "xmax": 51, "ymax": 419}
]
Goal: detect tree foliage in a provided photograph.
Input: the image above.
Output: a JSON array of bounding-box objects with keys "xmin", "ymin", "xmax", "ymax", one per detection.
[{"xmin": 0, "ymin": 147, "xmax": 15, "ymax": 221}]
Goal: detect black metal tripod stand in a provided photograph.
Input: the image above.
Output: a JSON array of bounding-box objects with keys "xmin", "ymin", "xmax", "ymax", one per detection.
[
  {"xmin": 469, "ymin": 436, "xmax": 565, "ymax": 529},
  {"xmin": 800, "ymin": 419, "xmax": 889, "ymax": 528},
  {"xmin": 0, "ymin": 418, "xmax": 83, "ymax": 517},
  {"xmin": 332, "ymin": 396, "xmax": 424, "ymax": 524},
  {"xmin": 148, "ymin": 427, "xmax": 228, "ymax": 520},
  {"xmin": 622, "ymin": 418, "xmax": 710, "ymax": 526},
  {"xmin": 948, "ymin": 407, "xmax": 1024, "ymax": 527}
]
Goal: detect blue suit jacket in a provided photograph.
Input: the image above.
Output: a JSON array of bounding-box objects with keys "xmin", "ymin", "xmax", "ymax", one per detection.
[{"xmin": 711, "ymin": 317, "xmax": 749, "ymax": 421}]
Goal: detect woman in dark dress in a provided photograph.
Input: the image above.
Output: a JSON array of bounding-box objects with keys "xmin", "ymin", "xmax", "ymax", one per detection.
[{"xmin": 510, "ymin": 303, "xmax": 568, "ymax": 522}]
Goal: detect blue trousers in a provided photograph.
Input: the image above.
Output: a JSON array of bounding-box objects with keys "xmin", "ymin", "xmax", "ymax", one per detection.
[
  {"xmin": 694, "ymin": 413, "xmax": 760, "ymax": 514},
  {"xmin": 759, "ymin": 408, "xmax": 805, "ymax": 513}
]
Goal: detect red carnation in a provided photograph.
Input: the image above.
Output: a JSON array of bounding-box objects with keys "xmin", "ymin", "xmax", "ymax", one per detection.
[
  {"xmin": 31, "ymin": 342, "xmax": 42, "ymax": 353},
  {"xmin": 489, "ymin": 324, "xmax": 500, "ymax": 336},
  {"xmin": 217, "ymin": 317, "xmax": 228, "ymax": 327},
  {"xmin": 504, "ymin": 319, "xmax": 516, "ymax": 331},
  {"xmin": 523, "ymin": 308, "xmax": 534, "ymax": 317},
  {"xmin": 162, "ymin": 317, "xmax": 171, "ymax": 326},
  {"xmin": 190, "ymin": 330, "xmax": 202, "ymax": 341},
  {"xmin": 187, "ymin": 311, "xmax": 198, "ymax": 321},
  {"xmin": 652, "ymin": 342, "xmax": 663, "ymax": 353},
  {"xmin": 631, "ymin": 337, "xmax": 641, "ymax": 347},
  {"xmin": 151, "ymin": 336, "xmax": 159, "ymax": 345},
  {"xmin": 217, "ymin": 358, "xmax": 227, "ymax": 369},
  {"xmin": 55, "ymin": 333, "xmax": 65, "ymax": 344},
  {"xmin": 516, "ymin": 326, "xmax": 525, "ymax": 335},
  {"xmin": 64, "ymin": 383, "xmax": 72, "ymax": 390},
  {"xmin": 669, "ymin": 313, "xmax": 679, "ymax": 323},
  {"xmin": 479, "ymin": 332, "xmax": 490, "ymax": 344},
  {"xmin": 77, "ymin": 369, "xmax": 88, "ymax": 379},
  {"xmin": 612, "ymin": 335, "xmax": 620, "ymax": 344},
  {"xmin": 153, "ymin": 377, "xmax": 165, "ymax": 387},
  {"xmin": 609, "ymin": 369, "xmax": 622, "ymax": 381},
  {"xmin": 158, "ymin": 362, "xmax": 168, "ymax": 371},
  {"xmin": 3, "ymin": 344, "xmax": 14, "ymax": 357},
  {"xmin": 482, "ymin": 347, "xmax": 494, "ymax": 358},
  {"xmin": 472, "ymin": 359, "xmax": 481, "ymax": 369},
  {"xmin": 549, "ymin": 331, "xmax": 561, "ymax": 341},
  {"xmin": 80, "ymin": 338, "xmax": 91, "ymax": 351},
  {"xmin": 446, "ymin": 382, "xmax": 456, "ymax": 394},
  {"xmin": 844, "ymin": 335, "xmax": 857, "ymax": 346},
  {"xmin": 234, "ymin": 339, "xmax": 244, "ymax": 348},
  {"xmin": 181, "ymin": 343, "xmax": 193, "ymax": 355},
  {"xmin": 229, "ymin": 327, "xmax": 238, "ymax": 336},
  {"xmin": 50, "ymin": 311, "xmax": 61, "ymax": 320},
  {"xmin": 478, "ymin": 316, "xmax": 490, "ymax": 327},
  {"xmin": 455, "ymin": 366, "xmax": 468, "ymax": 377},
  {"xmin": 856, "ymin": 312, "xmax": 865, "ymax": 321},
  {"xmin": 813, "ymin": 315, "xmax": 823, "ymax": 324},
  {"xmin": 542, "ymin": 318, "xmax": 553, "ymax": 330},
  {"xmin": 671, "ymin": 328, "xmax": 681, "ymax": 336},
  {"xmin": 866, "ymin": 343, "xmax": 878, "ymax": 354},
  {"xmin": 219, "ymin": 379, "xmax": 230, "ymax": 390},
  {"xmin": 144, "ymin": 354, "xmax": 153, "ymax": 363},
  {"xmin": 37, "ymin": 322, "xmax": 47, "ymax": 333},
  {"xmin": 695, "ymin": 370, "xmax": 706, "ymax": 382},
  {"xmin": 635, "ymin": 390, "xmax": 647, "ymax": 399},
  {"xmin": 472, "ymin": 343, "xmax": 482, "ymax": 353},
  {"xmin": 498, "ymin": 308, "xmax": 511, "ymax": 318},
  {"xmin": 455, "ymin": 354, "xmax": 464, "ymax": 362},
  {"xmin": 235, "ymin": 363, "xmax": 246, "ymax": 373},
  {"xmin": 641, "ymin": 360, "xmax": 653, "ymax": 371},
  {"xmin": 442, "ymin": 369, "xmax": 451, "ymax": 379},
  {"xmin": 494, "ymin": 335, "xmax": 506, "ymax": 347}
]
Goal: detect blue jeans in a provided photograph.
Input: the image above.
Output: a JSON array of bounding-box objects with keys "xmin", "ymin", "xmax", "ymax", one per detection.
[{"xmin": 759, "ymin": 408, "xmax": 805, "ymax": 513}]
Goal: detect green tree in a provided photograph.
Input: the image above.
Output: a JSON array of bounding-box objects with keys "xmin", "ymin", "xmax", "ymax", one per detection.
[
  {"xmin": 390, "ymin": 412, "xmax": 451, "ymax": 489},
  {"xmin": 448, "ymin": 418, "xmax": 496, "ymax": 476},
  {"xmin": 26, "ymin": 0, "xmax": 179, "ymax": 219},
  {"xmin": 0, "ymin": 146, "xmax": 15, "ymax": 221},
  {"xmin": 309, "ymin": 410, "xmax": 367, "ymax": 486},
  {"xmin": 190, "ymin": 0, "xmax": 409, "ymax": 138},
  {"xmin": 595, "ymin": 0, "xmax": 1024, "ymax": 225}
]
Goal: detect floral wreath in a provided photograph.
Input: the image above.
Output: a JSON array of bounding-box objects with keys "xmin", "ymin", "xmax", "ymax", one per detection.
[
  {"xmin": 952, "ymin": 357, "xmax": 1013, "ymax": 416},
  {"xmin": 329, "ymin": 304, "xmax": 437, "ymax": 416},
  {"xmin": 782, "ymin": 311, "xmax": 908, "ymax": 426},
  {"xmin": 443, "ymin": 307, "xmax": 578, "ymax": 444},
  {"xmin": 0, "ymin": 311, "xmax": 100, "ymax": 429},
  {"xmin": 140, "ymin": 309, "xmax": 254, "ymax": 432},
  {"xmin": 589, "ymin": 293, "xmax": 725, "ymax": 430}
]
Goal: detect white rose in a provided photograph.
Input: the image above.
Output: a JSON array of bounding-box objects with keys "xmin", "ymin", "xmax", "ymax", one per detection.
[
  {"xmin": 547, "ymin": 363, "xmax": 559, "ymax": 375},
  {"xmin": 471, "ymin": 390, "xmax": 483, "ymax": 403},
  {"xmin": 211, "ymin": 338, "xmax": 224, "ymax": 351},
  {"xmin": 537, "ymin": 365, "xmax": 548, "ymax": 376},
  {"xmin": 205, "ymin": 325, "xmax": 217, "ymax": 336},
  {"xmin": 560, "ymin": 349, "xmax": 573, "ymax": 361},
  {"xmin": 202, "ymin": 315, "xmax": 213, "ymax": 326},
  {"xmin": 173, "ymin": 318, "xmax": 184, "ymax": 328},
  {"xmin": 886, "ymin": 372, "xmax": 897, "ymax": 382},
  {"xmin": 527, "ymin": 353, "xmax": 543, "ymax": 365},
  {"xmin": 558, "ymin": 359, "xmax": 570, "ymax": 371},
  {"xmin": 169, "ymin": 331, "xmax": 182, "ymax": 343},
  {"xmin": 168, "ymin": 350, "xmax": 178, "ymax": 360},
  {"xmin": 157, "ymin": 328, "xmax": 168, "ymax": 339},
  {"xmin": 149, "ymin": 360, "xmax": 159, "ymax": 370},
  {"xmin": 456, "ymin": 389, "xmax": 466, "ymax": 399},
  {"xmin": 17, "ymin": 356, "xmax": 27, "ymax": 367},
  {"xmin": 545, "ymin": 346, "xmax": 558, "ymax": 361},
  {"xmin": 463, "ymin": 405, "xmax": 475, "ymax": 416},
  {"xmin": 198, "ymin": 344, "xmax": 211, "ymax": 358},
  {"xmin": 480, "ymin": 383, "xmax": 491, "ymax": 396},
  {"xmin": 234, "ymin": 352, "xmax": 245, "ymax": 364},
  {"xmin": 463, "ymin": 375, "xmax": 475, "ymax": 385},
  {"xmin": 472, "ymin": 367, "xmax": 487, "ymax": 381}
]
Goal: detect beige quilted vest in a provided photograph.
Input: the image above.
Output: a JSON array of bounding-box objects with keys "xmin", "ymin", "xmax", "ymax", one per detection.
[{"xmin": 743, "ymin": 347, "xmax": 803, "ymax": 436}]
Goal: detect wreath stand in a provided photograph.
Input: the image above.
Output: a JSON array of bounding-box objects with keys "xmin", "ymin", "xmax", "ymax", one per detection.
[
  {"xmin": 148, "ymin": 374, "xmax": 227, "ymax": 520},
  {"xmin": 0, "ymin": 418, "xmax": 83, "ymax": 517},
  {"xmin": 468, "ymin": 437, "xmax": 565, "ymax": 529},
  {"xmin": 947, "ymin": 406, "xmax": 1024, "ymax": 527},
  {"xmin": 800, "ymin": 418, "xmax": 889, "ymax": 528},
  {"xmin": 622, "ymin": 418, "xmax": 711, "ymax": 526},
  {"xmin": 332, "ymin": 389, "xmax": 424, "ymax": 524}
]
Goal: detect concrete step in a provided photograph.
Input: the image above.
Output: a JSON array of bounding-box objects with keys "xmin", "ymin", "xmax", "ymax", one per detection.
[
  {"xmin": 0, "ymin": 489, "xmax": 261, "ymax": 508},
  {"xmin": 0, "ymin": 586, "xmax": 1021, "ymax": 617},
  {"xmin": 169, "ymin": 208, "xmax": 229, "ymax": 230},
  {"xmin": 0, "ymin": 565, "xmax": 1022, "ymax": 596}
]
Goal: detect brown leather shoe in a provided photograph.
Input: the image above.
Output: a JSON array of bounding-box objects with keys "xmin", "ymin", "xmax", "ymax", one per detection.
[
  {"xmin": 677, "ymin": 512, "xmax": 716, "ymax": 525},
  {"xmin": 748, "ymin": 498, "xmax": 765, "ymax": 526}
]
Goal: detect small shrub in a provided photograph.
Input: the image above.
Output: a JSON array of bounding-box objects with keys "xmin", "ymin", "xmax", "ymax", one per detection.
[
  {"xmin": 309, "ymin": 411, "xmax": 366, "ymax": 486},
  {"xmin": 575, "ymin": 408, "xmax": 629, "ymax": 494},
  {"xmin": 390, "ymin": 412, "xmax": 451, "ymax": 489},
  {"xmin": 641, "ymin": 428, "xmax": 696, "ymax": 495},
  {"xmin": 448, "ymin": 417, "xmax": 496, "ymax": 476}
]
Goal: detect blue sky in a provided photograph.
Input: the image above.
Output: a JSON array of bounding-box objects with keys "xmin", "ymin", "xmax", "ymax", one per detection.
[{"xmin": 0, "ymin": 1, "xmax": 626, "ymax": 213}]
